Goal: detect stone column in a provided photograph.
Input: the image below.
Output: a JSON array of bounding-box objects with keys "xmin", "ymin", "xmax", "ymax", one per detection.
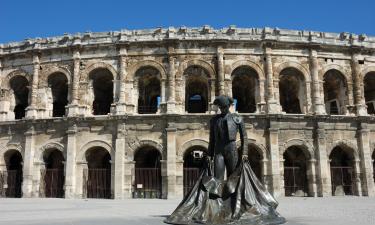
[
  {"xmin": 354, "ymin": 159, "xmax": 362, "ymax": 196},
  {"xmin": 264, "ymin": 47, "xmax": 280, "ymax": 114},
  {"xmin": 176, "ymin": 158, "xmax": 184, "ymax": 199},
  {"xmin": 357, "ymin": 124, "xmax": 375, "ymax": 196},
  {"xmin": 161, "ymin": 79, "xmax": 166, "ymax": 104},
  {"xmin": 116, "ymin": 48, "xmax": 127, "ymax": 114},
  {"xmin": 310, "ymin": 49, "xmax": 326, "ymax": 115},
  {"xmin": 217, "ymin": 47, "xmax": 225, "ymax": 96},
  {"xmin": 64, "ymin": 124, "xmax": 77, "ymax": 199},
  {"xmin": 258, "ymin": 79, "xmax": 267, "ymax": 113},
  {"xmin": 279, "ymin": 158, "xmax": 285, "ymax": 196},
  {"xmin": 164, "ymin": 127, "xmax": 179, "ymax": 199},
  {"xmin": 209, "ymin": 79, "xmax": 216, "ymax": 113},
  {"xmin": 76, "ymin": 161, "xmax": 87, "ymax": 198},
  {"xmin": 351, "ymin": 53, "xmax": 367, "ymax": 115},
  {"xmin": 26, "ymin": 54, "xmax": 40, "ymax": 118},
  {"xmin": 261, "ymin": 159, "xmax": 269, "ymax": 190},
  {"xmin": 114, "ymin": 123, "xmax": 125, "ymax": 199},
  {"xmin": 166, "ymin": 55, "xmax": 176, "ymax": 113},
  {"xmin": 268, "ymin": 125, "xmax": 281, "ymax": 196},
  {"xmin": 307, "ymin": 159, "xmax": 318, "ymax": 197},
  {"xmin": 22, "ymin": 125, "xmax": 36, "ymax": 197},
  {"xmin": 124, "ymin": 160, "xmax": 135, "ymax": 198},
  {"xmin": 67, "ymin": 50, "xmax": 80, "ymax": 116},
  {"xmin": 315, "ymin": 122, "xmax": 331, "ymax": 196}
]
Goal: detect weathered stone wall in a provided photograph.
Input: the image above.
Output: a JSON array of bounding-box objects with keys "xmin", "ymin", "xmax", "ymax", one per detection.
[{"xmin": 0, "ymin": 27, "xmax": 375, "ymax": 199}]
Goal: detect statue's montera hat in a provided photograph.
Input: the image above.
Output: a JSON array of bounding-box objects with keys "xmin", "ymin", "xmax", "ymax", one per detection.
[{"xmin": 213, "ymin": 96, "xmax": 234, "ymax": 107}]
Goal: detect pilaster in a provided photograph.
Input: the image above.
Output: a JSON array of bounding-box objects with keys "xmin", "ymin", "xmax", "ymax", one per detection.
[
  {"xmin": 315, "ymin": 122, "xmax": 331, "ymax": 196},
  {"xmin": 351, "ymin": 53, "xmax": 367, "ymax": 115},
  {"xmin": 264, "ymin": 47, "xmax": 280, "ymax": 114},
  {"xmin": 268, "ymin": 124, "xmax": 281, "ymax": 197},
  {"xmin": 26, "ymin": 54, "xmax": 40, "ymax": 118},
  {"xmin": 357, "ymin": 123, "xmax": 375, "ymax": 196},
  {"xmin": 67, "ymin": 49, "xmax": 81, "ymax": 116},
  {"xmin": 116, "ymin": 47, "xmax": 127, "ymax": 114},
  {"xmin": 22, "ymin": 124, "xmax": 36, "ymax": 197},
  {"xmin": 114, "ymin": 123, "xmax": 125, "ymax": 199},
  {"xmin": 310, "ymin": 49, "xmax": 326, "ymax": 115},
  {"xmin": 64, "ymin": 123, "xmax": 77, "ymax": 198}
]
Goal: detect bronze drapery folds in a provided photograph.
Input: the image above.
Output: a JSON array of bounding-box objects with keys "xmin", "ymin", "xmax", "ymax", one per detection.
[{"xmin": 165, "ymin": 95, "xmax": 286, "ymax": 225}]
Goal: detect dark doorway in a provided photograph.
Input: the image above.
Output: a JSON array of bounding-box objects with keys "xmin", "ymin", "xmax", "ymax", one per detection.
[
  {"xmin": 279, "ymin": 68, "xmax": 305, "ymax": 114},
  {"xmin": 364, "ymin": 72, "xmax": 375, "ymax": 115},
  {"xmin": 84, "ymin": 147, "xmax": 111, "ymax": 199},
  {"xmin": 133, "ymin": 146, "xmax": 162, "ymax": 198},
  {"xmin": 136, "ymin": 66, "xmax": 161, "ymax": 114},
  {"xmin": 283, "ymin": 146, "xmax": 308, "ymax": 197},
  {"xmin": 48, "ymin": 73, "xmax": 68, "ymax": 117},
  {"xmin": 10, "ymin": 76, "xmax": 29, "ymax": 119},
  {"xmin": 1, "ymin": 150, "xmax": 23, "ymax": 197},
  {"xmin": 183, "ymin": 146, "xmax": 207, "ymax": 196},
  {"xmin": 185, "ymin": 66, "xmax": 209, "ymax": 113},
  {"xmin": 329, "ymin": 147, "xmax": 354, "ymax": 196},
  {"xmin": 89, "ymin": 69, "xmax": 114, "ymax": 115},
  {"xmin": 41, "ymin": 149, "xmax": 65, "ymax": 198},
  {"xmin": 232, "ymin": 66, "xmax": 258, "ymax": 113},
  {"xmin": 323, "ymin": 70, "xmax": 347, "ymax": 115}
]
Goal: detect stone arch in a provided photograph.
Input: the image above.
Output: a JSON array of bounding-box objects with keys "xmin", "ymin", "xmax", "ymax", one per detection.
[
  {"xmin": 247, "ymin": 140, "xmax": 267, "ymax": 159},
  {"xmin": 229, "ymin": 60, "xmax": 265, "ymax": 80},
  {"xmin": 280, "ymin": 139, "xmax": 314, "ymax": 159},
  {"xmin": 77, "ymin": 140, "xmax": 113, "ymax": 162},
  {"xmin": 1, "ymin": 69, "xmax": 31, "ymax": 90},
  {"xmin": 319, "ymin": 64, "xmax": 350, "ymax": 82},
  {"xmin": 127, "ymin": 60, "xmax": 167, "ymax": 81},
  {"xmin": 179, "ymin": 139, "xmax": 209, "ymax": 160},
  {"xmin": 130, "ymin": 139, "xmax": 164, "ymax": 160},
  {"xmin": 178, "ymin": 59, "xmax": 216, "ymax": 79},
  {"xmin": 81, "ymin": 62, "xmax": 118, "ymax": 82},
  {"xmin": 327, "ymin": 140, "xmax": 358, "ymax": 160},
  {"xmin": 39, "ymin": 66, "xmax": 71, "ymax": 87},
  {"xmin": 360, "ymin": 66, "xmax": 375, "ymax": 81},
  {"xmin": 35, "ymin": 142, "xmax": 65, "ymax": 163},
  {"xmin": 274, "ymin": 61, "xmax": 310, "ymax": 82},
  {"xmin": 0, "ymin": 144, "xmax": 23, "ymax": 165}
]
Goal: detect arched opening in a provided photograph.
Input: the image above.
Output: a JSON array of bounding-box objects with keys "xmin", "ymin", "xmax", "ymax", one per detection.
[
  {"xmin": 183, "ymin": 146, "xmax": 207, "ymax": 196},
  {"xmin": 231, "ymin": 66, "xmax": 258, "ymax": 113},
  {"xmin": 9, "ymin": 76, "xmax": 29, "ymax": 119},
  {"xmin": 279, "ymin": 68, "xmax": 305, "ymax": 114},
  {"xmin": 48, "ymin": 72, "xmax": 68, "ymax": 117},
  {"xmin": 89, "ymin": 68, "xmax": 113, "ymax": 115},
  {"xmin": 364, "ymin": 72, "xmax": 375, "ymax": 115},
  {"xmin": 133, "ymin": 146, "xmax": 162, "ymax": 198},
  {"xmin": 323, "ymin": 70, "xmax": 348, "ymax": 115},
  {"xmin": 185, "ymin": 66, "xmax": 209, "ymax": 113},
  {"xmin": 41, "ymin": 149, "xmax": 65, "ymax": 198},
  {"xmin": 329, "ymin": 146, "xmax": 354, "ymax": 196},
  {"xmin": 283, "ymin": 146, "xmax": 309, "ymax": 197},
  {"xmin": 136, "ymin": 67, "xmax": 161, "ymax": 114},
  {"xmin": 84, "ymin": 147, "xmax": 111, "ymax": 199},
  {"xmin": 248, "ymin": 144, "xmax": 263, "ymax": 181},
  {"xmin": 1, "ymin": 150, "xmax": 23, "ymax": 197}
]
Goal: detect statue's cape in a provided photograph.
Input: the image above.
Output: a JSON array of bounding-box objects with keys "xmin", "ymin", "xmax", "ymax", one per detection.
[{"xmin": 164, "ymin": 160, "xmax": 286, "ymax": 225}]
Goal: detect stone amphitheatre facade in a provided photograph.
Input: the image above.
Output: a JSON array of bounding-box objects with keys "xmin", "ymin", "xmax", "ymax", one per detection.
[{"xmin": 0, "ymin": 26, "xmax": 375, "ymax": 199}]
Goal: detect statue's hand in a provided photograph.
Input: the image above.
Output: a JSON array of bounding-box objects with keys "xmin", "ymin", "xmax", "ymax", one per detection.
[{"xmin": 241, "ymin": 154, "xmax": 248, "ymax": 161}]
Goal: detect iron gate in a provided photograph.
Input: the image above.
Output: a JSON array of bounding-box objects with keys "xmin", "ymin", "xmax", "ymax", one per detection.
[
  {"xmin": 331, "ymin": 166, "xmax": 353, "ymax": 195},
  {"xmin": 0, "ymin": 170, "xmax": 22, "ymax": 197},
  {"xmin": 284, "ymin": 166, "xmax": 306, "ymax": 196},
  {"xmin": 133, "ymin": 168, "xmax": 161, "ymax": 198},
  {"xmin": 41, "ymin": 169, "xmax": 65, "ymax": 198},
  {"xmin": 183, "ymin": 168, "xmax": 200, "ymax": 196},
  {"xmin": 84, "ymin": 168, "xmax": 111, "ymax": 199}
]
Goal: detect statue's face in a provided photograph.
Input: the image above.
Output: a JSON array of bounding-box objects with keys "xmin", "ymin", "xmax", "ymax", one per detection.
[{"xmin": 219, "ymin": 105, "xmax": 229, "ymax": 115}]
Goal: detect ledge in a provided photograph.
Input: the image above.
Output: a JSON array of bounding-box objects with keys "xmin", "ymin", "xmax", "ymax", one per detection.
[{"xmin": 1, "ymin": 26, "xmax": 374, "ymax": 56}]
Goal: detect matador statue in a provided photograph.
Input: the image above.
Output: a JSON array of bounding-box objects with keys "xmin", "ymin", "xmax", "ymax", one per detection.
[{"xmin": 165, "ymin": 95, "xmax": 286, "ymax": 225}]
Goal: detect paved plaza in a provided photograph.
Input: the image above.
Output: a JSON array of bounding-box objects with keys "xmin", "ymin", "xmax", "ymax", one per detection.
[{"xmin": 0, "ymin": 197, "xmax": 374, "ymax": 225}]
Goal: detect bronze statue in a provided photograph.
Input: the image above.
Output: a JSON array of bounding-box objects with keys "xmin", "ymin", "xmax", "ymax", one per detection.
[{"xmin": 165, "ymin": 95, "xmax": 286, "ymax": 225}]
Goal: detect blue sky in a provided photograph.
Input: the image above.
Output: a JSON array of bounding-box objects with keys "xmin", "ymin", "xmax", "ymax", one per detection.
[{"xmin": 1, "ymin": 0, "xmax": 375, "ymax": 44}]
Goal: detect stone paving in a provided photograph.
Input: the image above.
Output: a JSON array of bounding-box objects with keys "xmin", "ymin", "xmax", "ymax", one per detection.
[{"xmin": 0, "ymin": 197, "xmax": 374, "ymax": 225}]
